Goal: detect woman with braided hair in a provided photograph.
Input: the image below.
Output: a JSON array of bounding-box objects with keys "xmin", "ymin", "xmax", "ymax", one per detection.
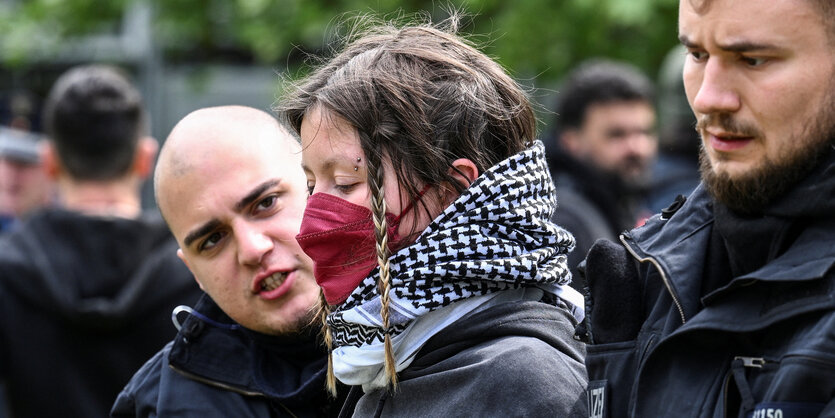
[{"xmin": 280, "ymin": 15, "xmax": 587, "ymax": 416}]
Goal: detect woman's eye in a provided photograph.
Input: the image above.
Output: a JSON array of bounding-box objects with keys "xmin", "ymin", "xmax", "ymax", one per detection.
[{"xmin": 335, "ymin": 183, "xmax": 357, "ymax": 193}]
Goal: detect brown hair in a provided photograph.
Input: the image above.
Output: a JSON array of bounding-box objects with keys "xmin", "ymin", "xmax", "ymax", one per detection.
[{"xmin": 278, "ymin": 14, "xmax": 536, "ymax": 393}]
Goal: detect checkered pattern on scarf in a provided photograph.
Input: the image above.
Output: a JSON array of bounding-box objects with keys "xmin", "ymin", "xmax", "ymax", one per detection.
[{"xmin": 328, "ymin": 141, "xmax": 575, "ymax": 348}]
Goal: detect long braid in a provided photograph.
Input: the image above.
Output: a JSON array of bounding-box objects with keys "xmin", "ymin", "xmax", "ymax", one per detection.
[
  {"xmin": 367, "ymin": 153, "xmax": 398, "ymax": 390},
  {"xmin": 317, "ymin": 290, "xmax": 338, "ymax": 396}
]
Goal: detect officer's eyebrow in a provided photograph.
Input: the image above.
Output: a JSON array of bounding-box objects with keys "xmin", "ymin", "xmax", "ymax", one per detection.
[
  {"xmin": 184, "ymin": 219, "xmax": 222, "ymax": 248},
  {"xmin": 234, "ymin": 179, "xmax": 280, "ymax": 212},
  {"xmin": 679, "ymin": 34, "xmax": 779, "ymax": 53}
]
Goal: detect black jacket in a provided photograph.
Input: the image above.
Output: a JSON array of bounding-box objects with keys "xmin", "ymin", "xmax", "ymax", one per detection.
[
  {"xmin": 548, "ymin": 148, "xmax": 647, "ymax": 289},
  {"xmin": 580, "ymin": 180, "xmax": 835, "ymax": 417},
  {"xmin": 0, "ymin": 208, "xmax": 201, "ymax": 418},
  {"xmin": 342, "ymin": 298, "xmax": 588, "ymax": 417},
  {"xmin": 112, "ymin": 294, "xmax": 345, "ymax": 417}
]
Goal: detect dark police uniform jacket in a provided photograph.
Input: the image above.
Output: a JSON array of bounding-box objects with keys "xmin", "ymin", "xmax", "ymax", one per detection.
[{"xmin": 580, "ymin": 184, "xmax": 835, "ymax": 418}]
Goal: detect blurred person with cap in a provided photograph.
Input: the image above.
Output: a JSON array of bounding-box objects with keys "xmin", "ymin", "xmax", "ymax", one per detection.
[
  {"xmin": 0, "ymin": 126, "xmax": 51, "ymax": 232},
  {"xmin": 0, "ymin": 64, "xmax": 201, "ymax": 418}
]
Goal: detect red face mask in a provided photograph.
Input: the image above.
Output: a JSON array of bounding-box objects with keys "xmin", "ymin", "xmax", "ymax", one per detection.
[{"xmin": 296, "ymin": 193, "xmax": 407, "ymax": 306}]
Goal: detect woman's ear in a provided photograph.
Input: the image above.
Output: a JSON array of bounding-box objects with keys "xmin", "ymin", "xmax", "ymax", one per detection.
[
  {"xmin": 450, "ymin": 158, "xmax": 479, "ymax": 186},
  {"xmin": 441, "ymin": 158, "xmax": 479, "ymax": 205}
]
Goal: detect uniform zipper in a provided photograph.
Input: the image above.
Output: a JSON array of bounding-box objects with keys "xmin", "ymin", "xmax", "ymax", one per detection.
[
  {"xmin": 734, "ymin": 356, "xmax": 768, "ymax": 368},
  {"xmin": 620, "ymin": 234, "xmax": 687, "ymax": 325},
  {"xmin": 722, "ymin": 368, "xmax": 733, "ymax": 415}
]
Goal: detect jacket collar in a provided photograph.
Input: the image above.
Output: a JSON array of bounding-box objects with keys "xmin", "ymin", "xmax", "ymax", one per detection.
[
  {"xmin": 734, "ymin": 220, "xmax": 835, "ymax": 282},
  {"xmin": 624, "ymin": 183, "xmax": 835, "ymax": 325},
  {"xmin": 622, "ymin": 184, "xmax": 714, "ymax": 320},
  {"xmin": 168, "ymin": 294, "xmax": 328, "ymax": 404},
  {"xmin": 628, "ymin": 183, "xmax": 835, "ymax": 286}
]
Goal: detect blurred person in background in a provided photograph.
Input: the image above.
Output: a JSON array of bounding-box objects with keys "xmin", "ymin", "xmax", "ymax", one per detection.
[
  {"xmin": 0, "ymin": 64, "xmax": 201, "ymax": 418},
  {"xmin": 646, "ymin": 45, "xmax": 701, "ymax": 214},
  {"xmin": 0, "ymin": 127, "xmax": 51, "ymax": 233},
  {"xmin": 113, "ymin": 106, "xmax": 344, "ymax": 417},
  {"xmin": 546, "ymin": 59, "xmax": 657, "ymax": 288}
]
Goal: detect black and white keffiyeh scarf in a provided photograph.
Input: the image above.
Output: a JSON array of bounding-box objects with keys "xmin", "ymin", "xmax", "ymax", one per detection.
[{"xmin": 328, "ymin": 141, "xmax": 579, "ymax": 389}]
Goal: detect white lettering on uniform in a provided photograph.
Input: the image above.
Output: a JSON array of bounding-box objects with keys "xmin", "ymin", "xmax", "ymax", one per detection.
[
  {"xmin": 752, "ymin": 408, "xmax": 783, "ymax": 418},
  {"xmin": 589, "ymin": 387, "xmax": 604, "ymax": 418}
]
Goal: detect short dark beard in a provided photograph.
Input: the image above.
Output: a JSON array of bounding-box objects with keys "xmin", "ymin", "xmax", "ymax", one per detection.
[
  {"xmin": 699, "ymin": 142, "xmax": 826, "ymax": 215},
  {"xmin": 699, "ymin": 86, "xmax": 835, "ymax": 215}
]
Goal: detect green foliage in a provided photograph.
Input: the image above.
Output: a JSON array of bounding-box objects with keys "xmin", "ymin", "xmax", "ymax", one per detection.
[
  {"xmin": 475, "ymin": 0, "xmax": 680, "ymax": 84},
  {"xmin": 0, "ymin": 0, "xmax": 682, "ymax": 83}
]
